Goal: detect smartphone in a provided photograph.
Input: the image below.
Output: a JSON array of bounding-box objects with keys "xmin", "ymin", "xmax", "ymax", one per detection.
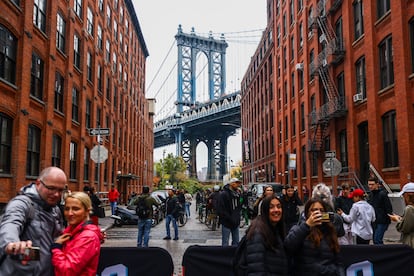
[
  {"xmin": 21, "ymin": 247, "xmax": 40, "ymax": 261},
  {"xmin": 321, "ymin": 212, "xmax": 334, "ymax": 223}
]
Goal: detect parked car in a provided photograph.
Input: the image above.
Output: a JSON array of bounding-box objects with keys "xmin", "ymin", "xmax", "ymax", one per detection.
[{"xmin": 246, "ymin": 182, "xmax": 283, "ymax": 212}]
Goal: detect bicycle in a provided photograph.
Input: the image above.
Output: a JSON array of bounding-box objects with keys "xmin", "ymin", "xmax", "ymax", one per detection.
[{"xmin": 176, "ymin": 210, "xmax": 188, "ymax": 227}]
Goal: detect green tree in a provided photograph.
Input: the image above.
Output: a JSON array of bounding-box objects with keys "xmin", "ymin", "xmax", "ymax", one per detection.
[{"xmin": 155, "ymin": 153, "xmax": 187, "ymax": 188}]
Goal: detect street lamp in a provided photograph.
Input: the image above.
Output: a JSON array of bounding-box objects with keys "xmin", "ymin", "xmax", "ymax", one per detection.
[{"xmin": 221, "ymin": 122, "xmax": 254, "ymax": 184}]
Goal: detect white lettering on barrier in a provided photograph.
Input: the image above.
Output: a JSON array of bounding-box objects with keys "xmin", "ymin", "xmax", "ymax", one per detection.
[
  {"xmin": 101, "ymin": 264, "xmax": 128, "ymax": 276},
  {"xmin": 346, "ymin": 260, "xmax": 373, "ymax": 276}
]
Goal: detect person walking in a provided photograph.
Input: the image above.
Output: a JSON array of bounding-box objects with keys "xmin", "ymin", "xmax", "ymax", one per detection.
[
  {"xmin": 335, "ymin": 183, "xmax": 354, "ymax": 245},
  {"xmin": 242, "ymin": 194, "xmax": 289, "ymax": 275},
  {"xmin": 184, "ymin": 190, "xmax": 193, "ymax": 217},
  {"xmin": 0, "ymin": 166, "xmax": 66, "ymax": 275},
  {"xmin": 282, "ymin": 185, "xmax": 303, "ymax": 232},
  {"xmin": 135, "ymin": 186, "xmax": 159, "ymax": 247},
  {"xmin": 389, "ymin": 182, "xmax": 414, "ymax": 248},
  {"xmin": 108, "ymin": 184, "xmax": 120, "ymax": 215},
  {"xmin": 367, "ymin": 177, "xmax": 393, "ymax": 244},
  {"xmin": 285, "ymin": 198, "xmax": 345, "ymax": 276},
  {"xmin": 337, "ymin": 189, "xmax": 376, "ymax": 244},
  {"xmin": 163, "ymin": 188, "xmax": 180, "ymax": 241},
  {"xmin": 51, "ymin": 192, "xmax": 104, "ymax": 275},
  {"xmin": 216, "ymin": 178, "xmax": 242, "ymax": 246}
]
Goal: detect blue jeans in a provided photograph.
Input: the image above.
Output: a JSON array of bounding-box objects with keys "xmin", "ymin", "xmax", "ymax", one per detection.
[
  {"xmin": 373, "ymin": 223, "xmax": 389, "ymax": 244},
  {"xmin": 137, "ymin": 218, "xmax": 153, "ymax": 247},
  {"xmin": 185, "ymin": 202, "xmax": 191, "ymax": 217},
  {"xmin": 221, "ymin": 225, "xmax": 239, "ymax": 246},
  {"xmin": 165, "ymin": 214, "xmax": 178, "ymax": 239},
  {"xmin": 110, "ymin": 201, "xmax": 117, "ymax": 215}
]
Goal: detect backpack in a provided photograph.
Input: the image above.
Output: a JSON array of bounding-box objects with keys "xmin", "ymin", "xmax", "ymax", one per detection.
[
  {"xmin": 232, "ymin": 235, "xmax": 248, "ymax": 275},
  {"xmin": 136, "ymin": 196, "xmax": 151, "ymax": 219}
]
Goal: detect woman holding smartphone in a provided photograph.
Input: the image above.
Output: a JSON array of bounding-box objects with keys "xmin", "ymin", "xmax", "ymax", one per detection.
[
  {"xmin": 51, "ymin": 192, "xmax": 104, "ymax": 276},
  {"xmin": 285, "ymin": 198, "xmax": 345, "ymax": 276}
]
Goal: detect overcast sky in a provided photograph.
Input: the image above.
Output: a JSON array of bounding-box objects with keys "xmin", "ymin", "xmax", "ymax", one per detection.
[{"xmin": 132, "ymin": 0, "xmax": 267, "ymax": 169}]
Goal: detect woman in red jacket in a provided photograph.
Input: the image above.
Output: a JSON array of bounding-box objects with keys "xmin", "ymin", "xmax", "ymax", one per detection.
[{"xmin": 51, "ymin": 192, "xmax": 104, "ymax": 276}]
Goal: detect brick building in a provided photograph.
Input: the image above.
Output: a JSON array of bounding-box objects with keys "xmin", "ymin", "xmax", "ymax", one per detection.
[
  {"xmin": 0, "ymin": 0, "xmax": 154, "ymax": 205},
  {"xmin": 241, "ymin": 0, "xmax": 414, "ymax": 196}
]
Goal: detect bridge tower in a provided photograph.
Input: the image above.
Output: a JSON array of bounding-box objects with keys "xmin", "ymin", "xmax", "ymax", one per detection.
[{"xmin": 172, "ymin": 25, "xmax": 230, "ymax": 181}]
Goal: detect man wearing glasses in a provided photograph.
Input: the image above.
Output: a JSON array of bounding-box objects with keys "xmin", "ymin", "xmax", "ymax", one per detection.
[{"xmin": 0, "ymin": 166, "xmax": 66, "ymax": 275}]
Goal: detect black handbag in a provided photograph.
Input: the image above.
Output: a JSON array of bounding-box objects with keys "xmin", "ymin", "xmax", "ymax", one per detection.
[{"xmin": 96, "ymin": 206, "xmax": 106, "ymax": 218}]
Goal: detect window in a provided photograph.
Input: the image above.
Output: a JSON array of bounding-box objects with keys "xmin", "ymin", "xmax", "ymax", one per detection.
[
  {"xmin": 283, "ymin": 12, "xmax": 286, "ymax": 36},
  {"xmin": 284, "ymin": 116, "xmax": 288, "ymax": 140},
  {"xmin": 27, "ymin": 125, "xmax": 41, "ymax": 176},
  {"xmin": 105, "ymin": 39, "xmax": 110, "ymax": 62},
  {"xmin": 298, "ymin": 64, "xmax": 304, "ymax": 90},
  {"xmin": 74, "ymin": 0, "xmax": 82, "ymax": 18},
  {"xmin": 30, "ymin": 53, "xmax": 44, "ymax": 100},
  {"xmin": 377, "ymin": 0, "xmax": 390, "ymax": 19},
  {"xmin": 0, "ymin": 113, "xmax": 12, "ymax": 174},
  {"xmin": 353, "ymin": 0, "xmax": 364, "ymax": 40},
  {"xmin": 56, "ymin": 13, "xmax": 66, "ymax": 53},
  {"xmin": 335, "ymin": 17, "xmax": 344, "ymax": 51},
  {"xmin": 86, "ymin": 99, "xmax": 91, "ymax": 128},
  {"xmin": 299, "ymin": 22, "xmax": 303, "ymax": 48},
  {"xmin": 97, "ymin": 25, "xmax": 103, "ymax": 50},
  {"xmin": 106, "ymin": 6, "xmax": 111, "ymax": 29},
  {"xmin": 382, "ymin": 110, "xmax": 398, "ymax": 168},
  {"xmin": 96, "ymin": 107, "xmax": 101, "ymax": 127},
  {"xmin": 87, "ymin": 7, "xmax": 94, "ymax": 36},
  {"xmin": 337, "ymin": 71, "xmax": 345, "ymax": 98},
  {"xmin": 301, "ymin": 145, "xmax": 306, "ymax": 177},
  {"xmin": 300, "ymin": 102, "xmax": 305, "ymax": 132},
  {"xmin": 355, "ymin": 56, "xmax": 366, "ymax": 97},
  {"xmin": 72, "ymin": 87, "xmax": 79, "ymax": 122},
  {"xmin": 291, "ymin": 72, "xmax": 295, "ymax": 98},
  {"xmin": 52, "ymin": 134, "xmax": 62, "ymax": 167},
  {"xmin": 87, "ymin": 51, "xmax": 93, "ymax": 82},
  {"xmin": 113, "ymin": 21, "xmax": 118, "ymax": 41},
  {"xmin": 54, "ymin": 72, "xmax": 64, "ymax": 112},
  {"xmin": 73, "ymin": 34, "xmax": 81, "ymax": 69},
  {"xmin": 69, "ymin": 141, "xmax": 77, "ymax": 179},
  {"xmin": 33, "ymin": 0, "xmax": 46, "ymax": 32},
  {"xmin": 297, "ymin": 0, "xmax": 303, "ymax": 12},
  {"xmin": 106, "ymin": 76, "xmax": 111, "ymax": 99},
  {"xmin": 292, "ymin": 109, "xmax": 296, "ymax": 136},
  {"xmin": 84, "ymin": 147, "xmax": 90, "ymax": 181},
  {"xmin": 97, "ymin": 64, "xmax": 103, "ymax": 92},
  {"xmin": 309, "ymin": 49, "xmax": 314, "ymax": 81},
  {"xmin": 378, "ymin": 36, "xmax": 394, "ymax": 89},
  {"xmin": 410, "ymin": 18, "xmax": 414, "ymax": 73},
  {"xmin": 98, "ymin": 0, "xmax": 104, "ymax": 12},
  {"xmin": 0, "ymin": 24, "xmax": 17, "ymax": 84},
  {"xmin": 290, "ymin": 35, "xmax": 294, "ymax": 61},
  {"xmin": 11, "ymin": 0, "xmax": 20, "ymax": 6},
  {"xmin": 339, "ymin": 130, "xmax": 348, "ymax": 169},
  {"xmin": 290, "ymin": 0, "xmax": 294, "ymax": 25}
]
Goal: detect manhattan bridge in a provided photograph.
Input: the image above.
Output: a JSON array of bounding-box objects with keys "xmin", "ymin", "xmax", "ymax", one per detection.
[{"xmin": 149, "ymin": 25, "xmax": 263, "ymax": 181}]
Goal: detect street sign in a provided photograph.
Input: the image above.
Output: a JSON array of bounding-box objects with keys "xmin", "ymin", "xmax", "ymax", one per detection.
[
  {"xmin": 322, "ymin": 158, "xmax": 342, "ymax": 176},
  {"xmin": 90, "ymin": 145, "xmax": 108, "ymax": 163},
  {"xmin": 89, "ymin": 128, "xmax": 110, "ymax": 136},
  {"xmin": 325, "ymin": 151, "xmax": 336, "ymax": 158}
]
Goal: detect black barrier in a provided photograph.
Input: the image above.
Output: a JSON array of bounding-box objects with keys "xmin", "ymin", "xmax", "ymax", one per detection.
[
  {"xmin": 181, "ymin": 244, "xmax": 414, "ymax": 276},
  {"xmin": 182, "ymin": 245, "xmax": 236, "ymax": 276},
  {"xmin": 97, "ymin": 247, "xmax": 174, "ymax": 275}
]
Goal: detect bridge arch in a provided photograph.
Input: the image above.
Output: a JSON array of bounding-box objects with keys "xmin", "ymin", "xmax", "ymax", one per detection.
[{"xmin": 175, "ymin": 25, "xmax": 228, "ymax": 113}]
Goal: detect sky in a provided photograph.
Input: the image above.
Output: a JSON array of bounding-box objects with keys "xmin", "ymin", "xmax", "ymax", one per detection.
[{"xmin": 132, "ymin": 0, "xmax": 267, "ymax": 169}]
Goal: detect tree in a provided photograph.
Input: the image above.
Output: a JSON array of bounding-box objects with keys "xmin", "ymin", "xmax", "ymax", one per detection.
[{"xmin": 154, "ymin": 153, "xmax": 187, "ymax": 188}]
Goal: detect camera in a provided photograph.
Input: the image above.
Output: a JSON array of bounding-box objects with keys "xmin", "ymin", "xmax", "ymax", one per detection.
[
  {"xmin": 320, "ymin": 212, "xmax": 334, "ymax": 223},
  {"xmin": 21, "ymin": 247, "xmax": 40, "ymax": 261}
]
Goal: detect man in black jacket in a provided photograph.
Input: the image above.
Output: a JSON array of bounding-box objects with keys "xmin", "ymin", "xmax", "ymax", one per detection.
[
  {"xmin": 163, "ymin": 187, "xmax": 180, "ymax": 240},
  {"xmin": 367, "ymin": 177, "xmax": 393, "ymax": 244},
  {"xmin": 217, "ymin": 178, "xmax": 242, "ymax": 246}
]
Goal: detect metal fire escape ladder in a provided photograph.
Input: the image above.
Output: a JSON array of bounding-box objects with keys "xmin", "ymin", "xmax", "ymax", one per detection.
[{"xmin": 307, "ymin": 0, "xmax": 346, "ymax": 153}]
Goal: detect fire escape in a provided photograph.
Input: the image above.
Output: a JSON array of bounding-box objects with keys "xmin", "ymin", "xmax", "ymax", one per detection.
[{"xmin": 307, "ymin": 0, "xmax": 346, "ymax": 154}]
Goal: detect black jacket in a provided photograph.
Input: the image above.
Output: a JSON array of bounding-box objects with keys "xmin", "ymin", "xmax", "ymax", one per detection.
[
  {"xmin": 217, "ymin": 184, "xmax": 241, "ymax": 229},
  {"xmin": 282, "ymin": 193, "xmax": 303, "ymax": 225},
  {"xmin": 368, "ymin": 189, "xmax": 393, "ymax": 225},
  {"xmin": 245, "ymin": 232, "xmax": 289, "ymax": 275},
  {"xmin": 285, "ymin": 222, "xmax": 343, "ymax": 276},
  {"xmin": 165, "ymin": 195, "xmax": 180, "ymax": 218}
]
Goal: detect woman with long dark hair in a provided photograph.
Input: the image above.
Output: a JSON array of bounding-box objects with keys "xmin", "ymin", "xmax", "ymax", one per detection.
[
  {"xmin": 285, "ymin": 198, "xmax": 344, "ymax": 276},
  {"xmin": 243, "ymin": 194, "xmax": 289, "ymax": 275}
]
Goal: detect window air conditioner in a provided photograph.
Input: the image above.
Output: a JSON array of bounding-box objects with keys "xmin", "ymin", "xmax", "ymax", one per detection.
[
  {"xmin": 295, "ymin": 63, "xmax": 304, "ymax": 71},
  {"xmin": 353, "ymin": 93, "xmax": 363, "ymax": 102}
]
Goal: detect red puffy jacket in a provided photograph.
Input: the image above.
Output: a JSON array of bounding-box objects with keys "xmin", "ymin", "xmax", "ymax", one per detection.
[{"xmin": 51, "ymin": 222, "xmax": 104, "ymax": 276}]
